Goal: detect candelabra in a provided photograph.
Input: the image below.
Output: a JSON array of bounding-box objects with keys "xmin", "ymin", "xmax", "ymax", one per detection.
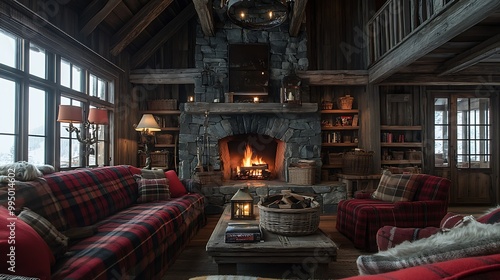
[{"xmin": 57, "ymin": 105, "xmax": 109, "ymax": 166}]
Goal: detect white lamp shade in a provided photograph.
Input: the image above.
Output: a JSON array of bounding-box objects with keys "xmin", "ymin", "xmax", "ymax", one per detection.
[
  {"xmin": 88, "ymin": 108, "xmax": 109, "ymax": 125},
  {"xmin": 57, "ymin": 105, "xmax": 83, "ymax": 123},
  {"xmin": 135, "ymin": 114, "xmax": 161, "ymax": 132}
]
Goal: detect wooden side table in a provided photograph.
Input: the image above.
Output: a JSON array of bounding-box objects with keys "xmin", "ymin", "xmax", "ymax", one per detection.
[{"xmin": 337, "ymin": 174, "xmax": 382, "ymax": 199}]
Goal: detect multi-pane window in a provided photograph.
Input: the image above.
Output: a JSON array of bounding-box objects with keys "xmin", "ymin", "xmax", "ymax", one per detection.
[
  {"xmin": 456, "ymin": 98, "xmax": 490, "ymax": 168},
  {"xmin": 434, "ymin": 98, "xmax": 450, "ymax": 167},
  {"xmin": 0, "ymin": 78, "xmax": 17, "ymax": 164},
  {"xmin": 28, "ymin": 87, "xmax": 47, "ymax": 164},
  {"xmin": 0, "ymin": 28, "xmax": 114, "ymax": 168},
  {"xmin": 60, "ymin": 58, "xmax": 83, "ymax": 92},
  {"xmin": 433, "ymin": 96, "xmax": 491, "ymax": 169},
  {"xmin": 29, "ymin": 43, "xmax": 47, "ymax": 79},
  {"xmin": 0, "ymin": 30, "xmax": 18, "ymax": 68}
]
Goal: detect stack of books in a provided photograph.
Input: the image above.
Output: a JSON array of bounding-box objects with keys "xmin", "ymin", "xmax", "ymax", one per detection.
[{"xmin": 225, "ymin": 222, "xmax": 262, "ymax": 243}]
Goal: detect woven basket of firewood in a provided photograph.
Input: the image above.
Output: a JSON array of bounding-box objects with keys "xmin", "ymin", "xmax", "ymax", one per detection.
[{"xmin": 258, "ymin": 191, "xmax": 320, "ymax": 236}]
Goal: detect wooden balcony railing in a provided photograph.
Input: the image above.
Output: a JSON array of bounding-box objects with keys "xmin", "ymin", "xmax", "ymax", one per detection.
[{"xmin": 367, "ymin": 0, "xmax": 457, "ymax": 65}]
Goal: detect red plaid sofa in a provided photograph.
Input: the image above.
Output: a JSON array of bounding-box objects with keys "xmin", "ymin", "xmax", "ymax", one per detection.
[
  {"xmin": 0, "ymin": 165, "xmax": 205, "ymax": 279},
  {"xmin": 336, "ymin": 173, "xmax": 450, "ymax": 252}
]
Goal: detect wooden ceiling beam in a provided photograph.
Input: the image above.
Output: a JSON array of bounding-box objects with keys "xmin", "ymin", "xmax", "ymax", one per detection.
[
  {"xmin": 193, "ymin": 0, "xmax": 215, "ymax": 37},
  {"xmin": 298, "ymin": 70, "xmax": 368, "ymax": 85},
  {"xmin": 129, "ymin": 69, "xmax": 369, "ymax": 86},
  {"xmin": 368, "ymin": 0, "xmax": 500, "ymax": 84},
  {"xmin": 130, "ymin": 3, "xmax": 196, "ymax": 68},
  {"xmin": 129, "ymin": 68, "xmax": 199, "ymax": 84},
  {"xmin": 110, "ymin": 0, "xmax": 173, "ymax": 56},
  {"xmin": 380, "ymin": 73, "xmax": 500, "ymax": 85},
  {"xmin": 289, "ymin": 0, "xmax": 308, "ymax": 37},
  {"xmin": 438, "ymin": 33, "xmax": 500, "ymax": 76},
  {"xmin": 80, "ymin": 0, "xmax": 122, "ymax": 36}
]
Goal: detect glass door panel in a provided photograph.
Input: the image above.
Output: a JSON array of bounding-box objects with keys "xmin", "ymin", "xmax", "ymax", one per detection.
[{"xmin": 434, "ymin": 98, "xmax": 449, "ymax": 167}]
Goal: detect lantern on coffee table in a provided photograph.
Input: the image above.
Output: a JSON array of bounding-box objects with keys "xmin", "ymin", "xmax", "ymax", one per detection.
[{"xmin": 230, "ymin": 187, "xmax": 254, "ymax": 220}]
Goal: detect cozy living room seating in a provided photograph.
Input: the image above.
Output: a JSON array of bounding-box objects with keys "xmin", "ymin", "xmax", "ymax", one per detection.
[
  {"xmin": 0, "ymin": 165, "xmax": 206, "ymax": 280},
  {"xmin": 336, "ymin": 172, "xmax": 451, "ymax": 251},
  {"xmin": 345, "ymin": 207, "xmax": 500, "ymax": 279}
]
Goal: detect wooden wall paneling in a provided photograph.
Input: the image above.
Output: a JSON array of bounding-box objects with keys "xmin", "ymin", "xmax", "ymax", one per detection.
[
  {"xmin": 359, "ymin": 85, "xmax": 380, "ymax": 173},
  {"xmin": 306, "ymin": 0, "xmax": 379, "ymax": 71}
]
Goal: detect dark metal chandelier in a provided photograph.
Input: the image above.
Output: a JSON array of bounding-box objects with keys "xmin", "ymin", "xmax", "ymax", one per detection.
[{"xmin": 225, "ymin": 0, "xmax": 289, "ymax": 30}]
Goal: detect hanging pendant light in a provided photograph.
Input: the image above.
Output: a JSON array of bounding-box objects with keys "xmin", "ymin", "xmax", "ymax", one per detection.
[{"xmin": 226, "ymin": 0, "xmax": 289, "ymax": 30}]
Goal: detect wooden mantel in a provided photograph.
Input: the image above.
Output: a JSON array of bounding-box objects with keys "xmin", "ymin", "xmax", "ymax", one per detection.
[
  {"xmin": 183, "ymin": 102, "xmax": 318, "ymax": 114},
  {"xmin": 129, "ymin": 69, "xmax": 368, "ymax": 86}
]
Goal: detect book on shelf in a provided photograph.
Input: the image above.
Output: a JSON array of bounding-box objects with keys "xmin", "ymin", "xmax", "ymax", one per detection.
[
  {"xmin": 352, "ymin": 115, "xmax": 359, "ymax": 126},
  {"xmin": 225, "ymin": 222, "xmax": 262, "ymax": 243}
]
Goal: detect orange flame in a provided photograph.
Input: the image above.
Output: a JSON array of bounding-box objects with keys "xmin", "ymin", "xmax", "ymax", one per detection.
[{"xmin": 241, "ymin": 144, "xmax": 265, "ymax": 167}]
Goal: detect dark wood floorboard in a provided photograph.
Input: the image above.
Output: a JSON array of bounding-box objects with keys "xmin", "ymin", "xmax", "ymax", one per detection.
[{"xmin": 164, "ymin": 206, "xmax": 492, "ymax": 280}]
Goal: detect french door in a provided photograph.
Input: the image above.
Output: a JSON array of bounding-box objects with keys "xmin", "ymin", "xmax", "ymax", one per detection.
[{"xmin": 432, "ymin": 93, "xmax": 492, "ymax": 204}]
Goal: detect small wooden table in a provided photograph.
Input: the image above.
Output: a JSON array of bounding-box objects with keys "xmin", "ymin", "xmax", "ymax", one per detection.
[{"xmin": 206, "ymin": 206, "xmax": 337, "ymax": 278}]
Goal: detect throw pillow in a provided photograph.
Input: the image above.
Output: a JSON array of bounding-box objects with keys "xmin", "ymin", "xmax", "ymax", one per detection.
[
  {"xmin": 477, "ymin": 206, "xmax": 500, "ymax": 224},
  {"xmin": 141, "ymin": 169, "xmax": 166, "ymax": 179},
  {"xmin": 0, "ymin": 206, "xmax": 53, "ymax": 280},
  {"xmin": 371, "ymin": 171, "xmax": 419, "ymax": 202},
  {"xmin": 440, "ymin": 212, "xmax": 468, "ymax": 229},
  {"xmin": 136, "ymin": 177, "xmax": 170, "ymax": 203},
  {"xmin": 17, "ymin": 208, "xmax": 68, "ymax": 259},
  {"xmin": 165, "ymin": 170, "xmax": 187, "ymax": 198},
  {"xmin": 376, "ymin": 225, "xmax": 440, "ymax": 251}
]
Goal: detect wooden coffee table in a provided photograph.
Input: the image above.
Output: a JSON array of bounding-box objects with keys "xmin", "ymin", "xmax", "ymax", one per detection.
[{"xmin": 206, "ymin": 206, "xmax": 337, "ymax": 278}]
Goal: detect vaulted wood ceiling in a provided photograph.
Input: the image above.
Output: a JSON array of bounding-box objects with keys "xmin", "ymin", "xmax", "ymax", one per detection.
[
  {"xmin": 66, "ymin": 0, "xmax": 500, "ymax": 85},
  {"xmin": 67, "ymin": 0, "xmax": 308, "ymax": 69}
]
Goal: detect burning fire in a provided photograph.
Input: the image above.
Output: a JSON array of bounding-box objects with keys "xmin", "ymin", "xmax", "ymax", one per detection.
[{"xmin": 242, "ymin": 144, "xmax": 265, "ymax": 167}]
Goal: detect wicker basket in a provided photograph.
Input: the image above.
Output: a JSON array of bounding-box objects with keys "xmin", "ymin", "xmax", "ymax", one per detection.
[
  {"xmin": 328, "ymin": 153, "xmax": 343, "ymax": 167},
  {"xmin": 342, "ymin": 151, "xmax": 374, "ymax": 175},
  {"xmin": 321, "ymin": 101, "xmax": 334, "ymax": 110},
  {"xmin": 391, "ymin": 151, "xmax": 404, "ymax": 160},
  {"xmin": 337, "ymin": 95, "xmax": 354, "ymax": 109},
  {"xmin": 288, "ymin": 166, "xmax": 315, "ymax": 185},
  {"xmin": 258, "ymin": 201, "xmax": 320, "ymax": 236},
  {"xmin": 148, "ymin": 99, "xmax": 177, "ymax": 110},
  {"xmin": 405, "ymin": 150, "xmax": 422, "ymax": 160}
]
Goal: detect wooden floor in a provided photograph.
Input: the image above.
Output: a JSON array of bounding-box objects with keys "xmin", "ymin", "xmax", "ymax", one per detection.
[{"xmin": 164, "ymin": 206, "xmax": 492, "ymax": 280}]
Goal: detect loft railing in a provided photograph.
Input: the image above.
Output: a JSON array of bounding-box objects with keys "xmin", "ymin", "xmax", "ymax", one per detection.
[{"xmin": 367, "ymin": 0, "xmax": 457, "ymax": 65}]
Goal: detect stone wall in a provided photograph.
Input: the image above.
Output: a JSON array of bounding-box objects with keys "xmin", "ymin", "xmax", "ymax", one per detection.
[{"xmin": 193, "ymin": 19, "xmax": 308, "ymax": 103}]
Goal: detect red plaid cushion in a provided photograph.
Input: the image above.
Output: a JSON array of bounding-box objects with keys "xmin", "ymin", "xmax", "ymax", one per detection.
[
  {"xmin": 136, "ymin": 177, "xmax": 170, "ymax": 203},
  {"xmin": 440, "ymin": 212, "xmax": 468, "ymax": 228},
  {"xmin": 17, "ymin": 207, "xmax": 69, "ymax": 258},
  {"xmin": 372, "ymin": 172, "xmax": 419, "ymax": 202},
  {"xmin": 376, "ymin": 225, "xmax": 440, "ymax": 251},
  {"xmin": 477, "ymin": 206, "xmax": 500, "ymax": 224}
]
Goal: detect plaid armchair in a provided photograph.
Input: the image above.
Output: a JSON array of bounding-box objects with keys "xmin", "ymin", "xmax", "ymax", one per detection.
[{"xmin": 336, "ymin": 173, "xmax": 451, "ymax": 252}]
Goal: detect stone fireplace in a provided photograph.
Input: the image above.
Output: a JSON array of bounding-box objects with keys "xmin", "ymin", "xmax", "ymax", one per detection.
[
  {"xmin": 173, "ymin": 9, "xmax": 348, "ymax": 214},
  {"xmin": 178, "ymin": 103, "xmax": 322, "ymax": 182}
]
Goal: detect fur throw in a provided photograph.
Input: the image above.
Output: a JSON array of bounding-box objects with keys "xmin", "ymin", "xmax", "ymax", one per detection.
[
  {"xmin": 357, "ymin": 218, "xmax": 500, "ymax": 275},
  {"xmin": 0, "ymin": 161, "xmax": 55, "ymax": 183}
]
